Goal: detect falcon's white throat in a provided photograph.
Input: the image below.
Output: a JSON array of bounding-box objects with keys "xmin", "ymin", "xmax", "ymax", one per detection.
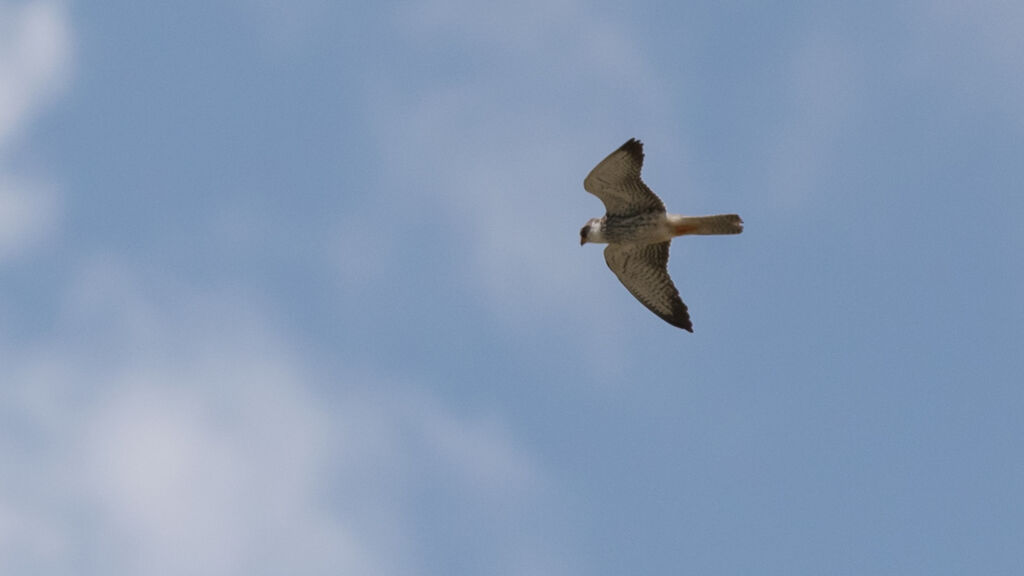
[{"xmin": 580, "ymin": 218, "xmax": 606, "ymax": 245}]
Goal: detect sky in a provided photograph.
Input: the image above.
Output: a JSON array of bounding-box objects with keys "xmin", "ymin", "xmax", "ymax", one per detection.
[{"xmin": 1, "ymin": 1, "xmax": 1022, "ymax": 574}]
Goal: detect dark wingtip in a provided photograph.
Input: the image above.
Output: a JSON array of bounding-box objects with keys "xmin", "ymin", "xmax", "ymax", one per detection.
[
  {"xmin": 620, "ymin": 138, "xmax": 643, "ymax": 155},
  {"xmin": 667, "ymin": 302, "xmax": 692, "ymax": 332},
  {"xmin": 618, "ymin": 138, "xmax": 645, "ymax": 168}
]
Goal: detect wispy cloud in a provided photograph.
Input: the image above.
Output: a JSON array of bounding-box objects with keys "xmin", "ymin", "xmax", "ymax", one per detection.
[
  {"xmin": 0, "ymin": 0, "xmax": 71, "ymax": 148},
  {"xmin": 765, "ymin": 22, "xmax": 864, "ymax": 212},
  {"xmin": 0, "ymin": 175, "xmax": 58, "ymax": 261},
  {"xmin": 246, "ymin": 0, "xmax": 330, "ymax": 46},
  {"xmin": 1, "ymin": 256, "xmax": 558, "ymax": 575},
  {"xmin": 904, "ymin": 2, "xmax": 1024, "ymax": 127},
  {"xmin": 0, "ymin": 0, "xmax": 71, "ymax": 263},
  {"xmin": 764, "ymin": 2, "xmax": 1024, "ymax": 214},
  {"xmin": 359, "ymin": 0, "xmax": 675, "ymax": 344}
]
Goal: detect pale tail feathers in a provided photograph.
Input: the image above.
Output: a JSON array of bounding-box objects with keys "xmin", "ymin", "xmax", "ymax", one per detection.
[{"xmin": 672, "ymin": 214, "xmax": 743, "ymax": 236}]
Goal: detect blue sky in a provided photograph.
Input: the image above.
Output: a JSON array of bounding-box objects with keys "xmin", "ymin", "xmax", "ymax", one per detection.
[{"xmin": 1, "ymin": 1, "xmax": 1022, "ymax": 574}]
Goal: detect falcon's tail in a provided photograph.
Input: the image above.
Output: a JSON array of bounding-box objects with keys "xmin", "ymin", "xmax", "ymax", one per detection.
[{"xmin": 672, "ymin": 214, "xmax": 744, "ymax": 236}]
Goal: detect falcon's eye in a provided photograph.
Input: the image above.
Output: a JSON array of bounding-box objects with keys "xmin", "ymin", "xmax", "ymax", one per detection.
[{"xmin": 580, "ymin": 226, "xmax": 588, "ymax": 239}]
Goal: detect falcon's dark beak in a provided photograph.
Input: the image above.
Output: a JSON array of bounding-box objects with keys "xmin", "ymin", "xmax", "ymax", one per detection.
[{"xmin": 580, "ymin": 236, "xmax": 586, "ymax": 246}]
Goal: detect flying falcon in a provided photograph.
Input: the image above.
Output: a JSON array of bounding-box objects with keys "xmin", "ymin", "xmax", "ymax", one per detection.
[{"xmin": 580, "ymin": 138, "xmax": 743, "ymax": 331}]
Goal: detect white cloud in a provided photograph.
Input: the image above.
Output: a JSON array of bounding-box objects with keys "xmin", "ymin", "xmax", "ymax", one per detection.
[
  {"xmin": 0, "ymin": 0, "xmax": 71, "ymax": 263},
  {"xmin": 0, "ymin": 256, "xmax": 557, "ymax": 575},
  {"xmin": 76, "ymin": 368, "xmax": 375, "ymax": 576},
  {"xmin": 0, "ymin": 0, "xmax": 70, "ymax": 150}
]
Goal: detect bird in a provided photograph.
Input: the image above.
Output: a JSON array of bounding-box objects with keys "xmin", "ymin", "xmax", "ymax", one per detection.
[{"xmin": 580, "ymin": 138, "xmax": 743, "ymax": 332}]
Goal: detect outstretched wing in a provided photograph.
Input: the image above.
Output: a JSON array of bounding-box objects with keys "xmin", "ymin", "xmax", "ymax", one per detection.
[
  {"xmin": 583, "ymin": 138, "xmax": 665, "ymax": 217},
  {"xmin": 604, "ymin": 241, "xmax": 692, "ymax": 331}
]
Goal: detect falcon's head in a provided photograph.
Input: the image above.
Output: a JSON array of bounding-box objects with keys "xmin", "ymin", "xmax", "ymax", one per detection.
[{"xmin": 580, "ymin": 218, "xmax": 604, "ymax": 245}]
